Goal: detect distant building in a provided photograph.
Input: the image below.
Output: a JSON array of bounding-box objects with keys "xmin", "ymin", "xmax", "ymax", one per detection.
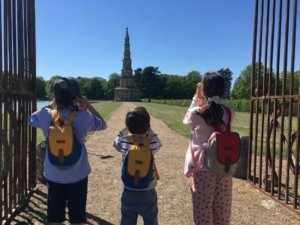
[{"xmin": 114, "ymin": 28, "xmax": 140, "ymax": 101}]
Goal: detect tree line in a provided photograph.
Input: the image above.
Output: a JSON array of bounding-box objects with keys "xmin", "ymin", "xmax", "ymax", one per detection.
[{"xmin": 36, "ymin": 64, "xmax": 299, "ymax": 100}]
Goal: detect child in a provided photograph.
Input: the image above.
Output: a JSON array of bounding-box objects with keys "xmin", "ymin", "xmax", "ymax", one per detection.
[
  {"xmin": 183, "ymin": 72, "xmax": 234, "ymax": 225},
  {"xmin": 28, "ymin": 77, "xmax": 107, "ymax": 225},
  {"xmin": 113, "ymin": 107, "xmax": 162, "ymax": 225}
]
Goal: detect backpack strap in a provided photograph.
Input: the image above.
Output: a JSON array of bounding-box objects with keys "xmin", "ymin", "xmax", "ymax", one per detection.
[
  {"xmin": 127, "ymin": 135, "xmax": 150, "ymax": 147},
  {"xmin": 50, "ymin": 109, "xmax": 59, "ymax": 125},
  {"xmin": 50, "ymin": 109, "xmax": 76, "ymax": 126},
  {"xmin": 224, "ymin": 107, "xmax": 232, "ymax": 131},
  {"xmin": 212, "ymin": 107, "xmax": 232, "ymax": 132}
]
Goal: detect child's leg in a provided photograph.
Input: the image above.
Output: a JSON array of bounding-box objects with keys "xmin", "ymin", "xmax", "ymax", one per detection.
[
  {"xmin": 190, "ymin": 171, "xmax": 216, "ymax": 225},
  {"xmin": 213, "ymin": 175, "xmax": 232, "ymax": 225},
  {"xmin": 120, "ymin": 189, "xmax": 139, "ymax": 225},
  {"xmin": 140, "ymin": 189, "xmax": 158, "ymax": 225},
  {"xmin": 47, "ymin": 180, "xmax": 67, "ymax": 224},
  {"xmin": 67, "ymin": 177, "xmax": 88, "ymax": 224}
]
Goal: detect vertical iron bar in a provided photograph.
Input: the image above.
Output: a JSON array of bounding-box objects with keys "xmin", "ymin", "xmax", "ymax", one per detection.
[
  {"xmin": 249, "ymin": 0, "xmax": 259, "ymax": 181},
  {"xmin": 276, "ymin": 0, "xmax": 284, "ymax": 201},
  {"xmin": 7, "ymin": 0, "xmax": 13, "ymax": 215},
  {"xmin": 23, "ymin": 0, "xmax": 29, "ymax": 194},
  {"xmin": 262, "ymin": 0, "xmax": 270, "ymax": 192},
  {"xmin": 257, "ymin": 0, "xmax": 265, "ymax": 188},
  {"xmin": 28, "ymin": 0, "xmax": 36, "ymax": 188},
  {"xmin": 269, "ymin": 0, "xmax": 276, "ymax": 196},
  {"xmin": 290, "ymin": 0, "xmax": 298, "ymax": 209},
  {"xmin": 12, "ymin": 0, "xmax": 17, "ymax": 209},
  {"xmin": 3, "ymin": 0, "xmax": 8, "ymax": 220},
  {"xmin": 0, "ymin": 0, "xmax": 3, "ymax": 222},
  {"xmin": 282, "ymin": 0, "xmax": 290, "ymax": 204}
]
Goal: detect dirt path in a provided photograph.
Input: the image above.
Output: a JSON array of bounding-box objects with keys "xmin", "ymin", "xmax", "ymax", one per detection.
[{"xmin": 7, "ymin": 102, "xmax": 300, "ymax": 225}]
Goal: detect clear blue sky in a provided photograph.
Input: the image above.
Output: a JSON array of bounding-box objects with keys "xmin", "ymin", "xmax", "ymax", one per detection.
[{"xmin": 36, "ymin": 0, "xmax": 255, "ymax": 83}]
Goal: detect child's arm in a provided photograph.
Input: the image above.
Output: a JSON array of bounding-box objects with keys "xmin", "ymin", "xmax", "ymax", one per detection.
[
  {"xmin": 147, "ymin": 128, "xmax": 162, "ymax": 154},
  {"xmin": 113, "ymin": 128, "xmax": 129, "ymax": 153},
  {"xmin": 183, "ymin": 83, "xmax": 205, "ymax": 126},
  {"xmin": 77, "ymin": 96, "xmax": 107, "ymax": 129},
  {"xmin": 27, "ymin": 108, "xmax": 50, "ymax": 129}
]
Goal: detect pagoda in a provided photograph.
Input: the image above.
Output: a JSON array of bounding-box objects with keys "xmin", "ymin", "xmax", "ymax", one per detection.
[{"xmin": 114, "ymin": 28, "xmax": 140, "ymax": 101}]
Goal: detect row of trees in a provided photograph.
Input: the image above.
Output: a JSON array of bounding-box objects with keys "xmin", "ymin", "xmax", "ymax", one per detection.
[{"xmin": 36, "ymin": 64, "xmax": 299, "ymax": 100}]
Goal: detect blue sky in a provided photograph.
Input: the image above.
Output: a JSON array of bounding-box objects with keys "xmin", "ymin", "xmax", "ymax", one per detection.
[{"xmin": 36, "ymin": 1, "xmax": 255, "ymax": 83}]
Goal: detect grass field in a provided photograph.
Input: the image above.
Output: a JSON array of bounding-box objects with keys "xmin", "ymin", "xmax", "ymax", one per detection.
[
  {"xmin": 136, "ymin": 102, "xmax": 250, "ymax": 138},
  {"xmin": 136, "ymin": 102, "xmax": 299, "ymax": 158}
]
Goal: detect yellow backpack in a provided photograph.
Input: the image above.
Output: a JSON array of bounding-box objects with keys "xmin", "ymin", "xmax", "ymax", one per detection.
[
  {"xmin": 122, "ymin": 135, "xmax": 159, "ymax": 189},
  {"xmin": 47, "ymin": 109, "xmax": 82, "ymax": 166}
]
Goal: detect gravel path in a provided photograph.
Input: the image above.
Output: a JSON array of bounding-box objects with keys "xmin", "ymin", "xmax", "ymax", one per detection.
[{"xmin": 6, "ymin": 102, "xmax": 300, "ymax": 225}]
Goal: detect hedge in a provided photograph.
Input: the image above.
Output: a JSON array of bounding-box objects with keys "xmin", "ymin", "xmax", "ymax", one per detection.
[{"xmin": 141, "ymin": 99, "xmax": 251, "ymax": 112}]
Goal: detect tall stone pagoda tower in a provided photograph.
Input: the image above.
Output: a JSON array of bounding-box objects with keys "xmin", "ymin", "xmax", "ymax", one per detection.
[{"xmin": 114, "ymin": 28, "xmax": 140, "ymax": 101}]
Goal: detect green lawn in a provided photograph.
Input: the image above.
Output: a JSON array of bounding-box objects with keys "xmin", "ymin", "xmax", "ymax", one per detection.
[
  {"xmin": 36, "ymin": 101, "xmax": 121, "ymax": 143},
  {"xmin": 135, "ymin": 102, "xmax": 250, "ymax": 138},
  {"xmin": 135, "ymin": 102, "xmax": 299, "ymax": 157}
]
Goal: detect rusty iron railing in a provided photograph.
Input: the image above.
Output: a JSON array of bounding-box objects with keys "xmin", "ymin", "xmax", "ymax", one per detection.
[
  {"xmin": 0, "ymin": 0, "xmax": 36, "ymax": 223},
  {"xmin": 249, "ymin": 0, "xmax": 299, "ymax": 214}
]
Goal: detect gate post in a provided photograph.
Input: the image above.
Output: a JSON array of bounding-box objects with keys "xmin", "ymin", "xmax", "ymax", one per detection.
[{"xmin": 234, "ymin": 136, "xmax": 249, "ymax": 180}]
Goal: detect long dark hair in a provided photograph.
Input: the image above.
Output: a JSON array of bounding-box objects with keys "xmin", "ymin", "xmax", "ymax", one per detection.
[{"xmin": 197, "ymin": 72, "xmax": 225, "ymax": 125}]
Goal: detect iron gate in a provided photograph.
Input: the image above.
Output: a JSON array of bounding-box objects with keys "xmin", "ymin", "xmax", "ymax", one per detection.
[
  {"xmin": 0, "ymin": 0, "xmax": 36, "ymax": 223},
  {"xmin": 249, "ymin": 0, "xmax": 300, "ymax": 214}
]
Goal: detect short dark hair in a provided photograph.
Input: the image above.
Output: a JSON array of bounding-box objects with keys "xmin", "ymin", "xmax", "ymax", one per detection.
[{"xmin": 125, "ymin": 107, "xmax": 150, "ymax": 134}]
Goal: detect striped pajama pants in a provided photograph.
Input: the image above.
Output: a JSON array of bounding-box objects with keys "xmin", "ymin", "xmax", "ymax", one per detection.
[{"xmin": 189, "ymin": 171, "xmax": 232, "ymax": 225}]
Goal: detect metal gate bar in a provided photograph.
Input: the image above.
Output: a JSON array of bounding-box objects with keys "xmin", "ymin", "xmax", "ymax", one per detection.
[
  {"xmin": 0, "ymin": 0, "xmax": 36, "ymax": 223},
  {"xmin": 249, "ymin": 0, "xmax": 299, "ymax": 214}
]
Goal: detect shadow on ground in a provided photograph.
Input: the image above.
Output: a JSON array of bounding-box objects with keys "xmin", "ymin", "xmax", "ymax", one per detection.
[{"xmin": 5, "ymin": 186, "xmax": 114, "ymax": 225}]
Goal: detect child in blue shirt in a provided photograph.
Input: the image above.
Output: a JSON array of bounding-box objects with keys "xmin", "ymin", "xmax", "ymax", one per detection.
[{"xmin": 28, "ymin": 77, "xmax": 106, "ymax": 225}]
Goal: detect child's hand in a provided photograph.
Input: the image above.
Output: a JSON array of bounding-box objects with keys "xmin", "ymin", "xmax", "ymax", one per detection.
[
  {"xmin": 120, "ymin": 128, "xmax": 129, "ymax": 136},
  {"xmin": 77, "ymin": 96, "xmax": 88, "ymax": 105},
  {"xmin": 196, "ymin": 82, "xmax": 204, "ymax": 99},
  {"xmin": 49, "ymin": 100, "xmax": 57, "ymax": 108},
  {"xmin": 76, "ymin": 96, "xmax": 88, "ymax": 111}
]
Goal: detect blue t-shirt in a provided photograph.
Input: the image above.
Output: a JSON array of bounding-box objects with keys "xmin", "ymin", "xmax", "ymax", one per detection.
[{"xmin": 28, "ymin": 107, "xmax": 105, "ymax": 184}]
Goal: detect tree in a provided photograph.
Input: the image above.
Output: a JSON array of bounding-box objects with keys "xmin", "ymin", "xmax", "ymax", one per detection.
[
  {"xmin": 106, "ymin": 73, "xmax": 120, "ymax": 99},
  {"xmin": 218, "ymin": 68, "xmax": 233, "ymax": 99},
  {"xmin": 134, "ymin": 67, "xmax": 162, "ymax": 98},
  {"xmin": 161, "ymin": 75, "xmax": 186, "ymax": 99},
  {"xmin": 183, "ymin": 71, "xmax": 202, "ymax": 98},
  {"xmin": 231, "ymin": 63, "xmax": 264, "ymax": 99},
  {"xmin": 231, "ymin": 65, "xmax": 252, "ymax": 99},
  {"xmin": 45, "ymin": 75, "xmax": 61, "ymax": 98},
  {"xmin": 83, "ymin": 78, "xmax": 105, "ymax": 99},
  {"xmin": 282, "ymin": 71, "xmax": 299, "ymax": 95},
  {"xmin": 36, "ymin": 76, "xmax": 47, "ymax": 99}
]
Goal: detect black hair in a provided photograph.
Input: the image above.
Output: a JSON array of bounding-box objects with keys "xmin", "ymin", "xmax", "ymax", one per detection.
[
  {"xmin": 69, "ymin": 78, "xmax": 82, "ymax": 98},
  {"xmin": 53, "ymin": 77, "xmax": 77, "ymax": 109},
  {"xmin": 125, "ymin": 107, "xmax": 150, "ymax": 134},
  {"xmin": 197, "ymin": 72, "xmax": 225, "ymax": 125}
]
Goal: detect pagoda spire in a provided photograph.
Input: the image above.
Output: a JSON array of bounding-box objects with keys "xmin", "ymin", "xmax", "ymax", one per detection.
[{"xmin": 121, "ymin": 27, "xmax": 133, "ymax": 77}]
